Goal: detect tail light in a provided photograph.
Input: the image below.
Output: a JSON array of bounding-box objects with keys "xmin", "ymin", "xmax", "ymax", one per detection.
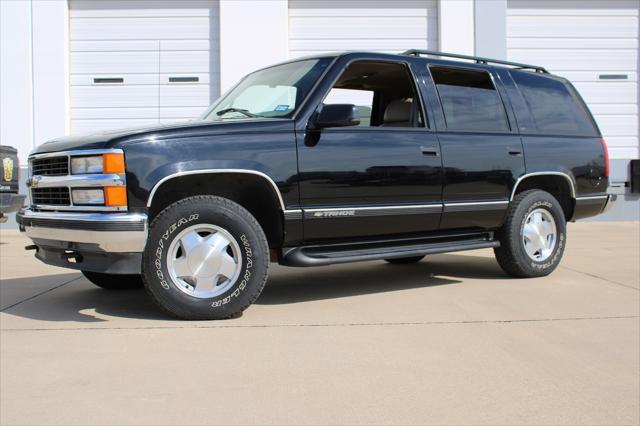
[{"xmin": 600, "ymin": 138, "xmax": 610, "ymax": 178}]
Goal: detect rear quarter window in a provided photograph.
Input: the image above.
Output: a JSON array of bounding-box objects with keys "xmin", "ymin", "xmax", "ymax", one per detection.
[{"xmin": 511, "ymin": 71, "xmax": 598, "ymax": 136}]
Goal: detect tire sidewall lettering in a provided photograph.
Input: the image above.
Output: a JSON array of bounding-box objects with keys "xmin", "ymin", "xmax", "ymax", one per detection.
[{"xmin": 152, "ymin": 212, "xmax": 255, "ymax": 310}]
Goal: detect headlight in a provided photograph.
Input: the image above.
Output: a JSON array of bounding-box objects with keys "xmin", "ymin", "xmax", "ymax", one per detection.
[
  {"xmin": 70, "ymin": 153, "xmax": 125, "ymax": 175},
  {"xmin": 71, "ymin": 156, "xmax": 103, "ymax": 174},
  {"xmin": 71, "ymin": 189, "xmax": 105, "ymax": 205}
]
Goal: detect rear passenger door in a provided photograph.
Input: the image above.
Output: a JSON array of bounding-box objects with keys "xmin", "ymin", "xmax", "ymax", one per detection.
[{"xmin": 423, "ymin": 65, "xmax": 525, "ymax": 230}]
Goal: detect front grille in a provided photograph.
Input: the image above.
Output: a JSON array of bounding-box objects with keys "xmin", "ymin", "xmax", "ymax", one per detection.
[
  {"xmin": 31, "ymin": 187, "xmax": 71, "ymax": 206},
  {"xmin": 31, "ymin": 156, "xmax": 69, "ymax": 176}
]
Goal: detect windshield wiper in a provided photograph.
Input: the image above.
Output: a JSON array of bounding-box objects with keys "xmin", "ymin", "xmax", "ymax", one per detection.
[{"xmin": 216, "ymin": 108, "xmax": 257, "ymax": 118}]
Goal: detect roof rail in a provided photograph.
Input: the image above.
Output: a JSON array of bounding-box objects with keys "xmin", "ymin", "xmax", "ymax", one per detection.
[{"xmin": 401, "ymin": 49, "xmax": 549, "ymax": 74}]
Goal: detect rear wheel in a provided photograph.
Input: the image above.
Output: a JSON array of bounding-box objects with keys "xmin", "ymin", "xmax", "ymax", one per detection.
[
  {"xmin": 494, "ymin": 189, "xmax": 566, "ymax": 277},
  {"xmin": 384, "ymin": 255, "xmax": 425, "ymax": 264},
  {"xmin": 82, "ymin": 271, "xmax": 143, "ymax": 290},
  {"xmin": 142, "ymin": 195, "xmax": 269, "ymax": 320}
]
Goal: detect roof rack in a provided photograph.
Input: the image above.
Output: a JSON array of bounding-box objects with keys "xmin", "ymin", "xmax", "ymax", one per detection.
[{"xmin": 401, "ymin": 49, "xmax": 549, "ymax": 74}]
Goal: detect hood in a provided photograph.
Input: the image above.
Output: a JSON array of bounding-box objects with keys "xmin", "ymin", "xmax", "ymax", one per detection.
[{"xmin": 31, "ymin": 119, "xmax": 287, "ymax": 155}]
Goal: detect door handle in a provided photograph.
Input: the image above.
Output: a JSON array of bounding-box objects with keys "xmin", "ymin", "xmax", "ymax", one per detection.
[
  {"xmin": 420, "ymin": 146, "xmax": 439, "ymax": 156},
  {"xmin": 508, "ymin": 148, "xmax": 522, "ymax": 156}
]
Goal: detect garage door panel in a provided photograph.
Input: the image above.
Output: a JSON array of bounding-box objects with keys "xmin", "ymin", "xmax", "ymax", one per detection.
[
  {"xmin": 71, "ymin": 52, "xmax": 160, "ymax": 74},
  {"xmin": 554, "ymin": 71, "xmax": 637, "ymax": 83},
  {"xmin": 289, "ymin": 38, "xmax": 431, "ymax": 53},
  {"xmin": 288, "ymin": 1, "xmax": 438, "ymax": 58},
  {"xmin": 70, "ymin": 0, "xmax": 216, "ymax": 17},
  {"xmin": 507, "ymin": 38, "xmax": 637, "ymax": 49},
  {"xmin": 572, "ymin": 82, "xmax": 637, "ymax": 104},
  {"xmin": 72, "ymin": 107, "xmax": 158, "ymax": 120},
  {"xmin": 507, "ymin": 16, "xmax": 637, "ymax": 38},
  {"xmin": 70, "ymin": 0, "xmax": 219, "ymax": 134},
  {"xmin": 290, "ymin": 17, "xmax": 435, "ymax": 40},
  {"xmin": 507, "ymin": 49, "xmax": 636, "ymax": 72},
  {"xmin": 590, "ymin": 104, "xmax": 638, "ymax": 116},
  {"xmin": 159, "ymin": 85, "xmax": 210, "ymax": 108},
  {"xmin": 73, "ymin": 119, "xmax": 160, "ymax": 135},
  {"xmin": 71, "ymin": 17, "xmax": 210, "ymax": 41},
  {"xmin": 508, "ymin": 0, "xmax": 639, "ymax": 15},
  {"xmin": 160, "ymin": 51, "xmax": 211, "ymax": 73},
  {"xmin": 595, "ymin": 115, "xmax": 638, "ymax": 137},
  {"xmin": 72, "ymin": 86, "xmax": 159, "ymax": 108},
  {"xmin": 160, "ymin": 107, "xmax": 206, "ymax": 120},
  {"xmin": 71, "ymin": 74, "xmax": 160, "ymax": 86}
]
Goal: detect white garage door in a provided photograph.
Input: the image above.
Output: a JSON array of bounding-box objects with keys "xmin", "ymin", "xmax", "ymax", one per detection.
[
  {"xmin": 69, "ymin": 0, "xmax": 219, "ymax": 134},
  {"xmin": 507, "ymin": 0, "xmax": 639, "ymax": 160},
  {"xmin": 288, "ymin": 0, "xmax": 438, "ymax": 58}
]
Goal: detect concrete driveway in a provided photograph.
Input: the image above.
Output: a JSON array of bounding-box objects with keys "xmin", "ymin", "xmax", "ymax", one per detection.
[{"xmin": 1, "ymin": 222, "xmax": 638, "ymax": 426}]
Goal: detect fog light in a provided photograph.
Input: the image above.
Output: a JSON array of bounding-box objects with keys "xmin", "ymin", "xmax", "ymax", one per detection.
[{"xmin": 72, "ymin": 189, "xmax": 104, "ymax": 205}]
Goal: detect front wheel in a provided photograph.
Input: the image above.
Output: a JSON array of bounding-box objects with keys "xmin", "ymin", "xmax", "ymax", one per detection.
[
  {"xmin": 142, "ymin": 195, "xmax": 269, "ymax": 320},
  {"xmin": 494, "ymin": 189, "xmax": 566, "ymax": 278}
]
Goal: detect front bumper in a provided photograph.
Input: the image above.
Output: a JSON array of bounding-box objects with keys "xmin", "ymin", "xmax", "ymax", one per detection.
[
  {"xmin": 17, "ymin": 209, "xmax": 147, "ymax": 253},
  {"xmin": 17, "ymin": 208, "xmax": 147, "ymax": 274},
  {"xmin": 0, "ymin": 193, "xmax": 26, "ymax": 222}
]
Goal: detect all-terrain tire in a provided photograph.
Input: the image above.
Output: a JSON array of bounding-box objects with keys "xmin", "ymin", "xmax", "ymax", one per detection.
[
  {"xmin": 384, "ymin": 255, "xmax": 425, "ymax": 264},
  {"xmin": 82, "ymin": 271, "xmax": 143, "ymax": 290},
  {"xmin": 494, "ymin": 189, "xmax": 566, "ymax": 278},
  {"xmin": 142, "ymin": 195, "xmax": 269, "ymax": 320}
]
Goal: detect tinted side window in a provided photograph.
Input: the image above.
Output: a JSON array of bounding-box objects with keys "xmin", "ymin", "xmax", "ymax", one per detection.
[
  {"xmin": 511, "ymin": 71, "xmax": 598, "ymax": 136},
  {"xmin": 430, "ymin": 67, "xmax": 509, "ymax": 132}
]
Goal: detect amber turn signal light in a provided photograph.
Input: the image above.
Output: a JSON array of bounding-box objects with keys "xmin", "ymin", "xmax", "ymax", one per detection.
[
  {"xmin": 104, "ymin": 186, "xmax": 127, "ymax": 207},
  {"xmin": 103, "ymin": 153, "xmax": 125, "ymax": 174}
]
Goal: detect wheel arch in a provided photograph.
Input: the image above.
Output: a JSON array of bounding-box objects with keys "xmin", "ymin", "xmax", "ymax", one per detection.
[
  {"xmin": 147, "ymin": 169, "xmax": 285, "ymax": 248},
  {"xmin": 510, "ymin": 172, "xmax": 576, "ymax": 220}
]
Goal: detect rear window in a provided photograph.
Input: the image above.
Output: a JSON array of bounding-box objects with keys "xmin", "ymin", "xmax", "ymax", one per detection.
[
  {"xmin": 511, "ymin": 71, "xmax": 598, "ymax": 136},
  {"xmin": 430, "ymin": 66, "xmax": 510, "ymax": 132}
]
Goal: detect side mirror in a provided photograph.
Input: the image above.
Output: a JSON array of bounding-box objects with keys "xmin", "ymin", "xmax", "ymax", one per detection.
[{"xmin": 314, "ymin": 104, "xmax": 360, "ymax": 129}]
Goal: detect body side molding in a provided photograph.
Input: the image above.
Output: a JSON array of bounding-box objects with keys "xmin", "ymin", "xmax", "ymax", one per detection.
[{"xmin": 146, "ymin": 169, "xmax": 287, "ymax": 210}]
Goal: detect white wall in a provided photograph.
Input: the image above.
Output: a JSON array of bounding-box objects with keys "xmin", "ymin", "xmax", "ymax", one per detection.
[
  {"xmin": 1, "ymin": 0, "xmax": 33, "ymax": 164},
  {"xmin": 0, "ymin": 0, "xmax": 68, "ymax": 164},
  {"xmin": 438, "ymin": 0, "xmax": 474, "ymax": 55},
  {"xmin": 219, "ymin": 0, "xmax": 288, "ymax": 93}
]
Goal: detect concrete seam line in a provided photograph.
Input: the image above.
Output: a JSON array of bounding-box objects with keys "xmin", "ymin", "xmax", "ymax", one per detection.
[
  {"xmin": 0, "ymin": 275, "xmax": 83, "ymax": 312},
  {"xmin": 1, "ymin": 315, "xmax": 638, "ymax": 333},
  {"xmin": 560, "ymin": 266, "xmax": 640, "ymax": 291}
]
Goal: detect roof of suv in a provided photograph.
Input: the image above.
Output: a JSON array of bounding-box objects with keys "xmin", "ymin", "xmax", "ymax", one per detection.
[{"xmin": 290, "ymin": 49, "xmax": 550, "ymax": 76}]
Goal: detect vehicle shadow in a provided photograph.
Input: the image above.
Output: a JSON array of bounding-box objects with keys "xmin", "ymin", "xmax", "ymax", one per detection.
[
  {"xmin": 0, "ymin": 254, "xmax": 506, "ymax": 322},
  {"xmin": 257, "ymin": 253, "xmax": 507, "ymax": 305}
]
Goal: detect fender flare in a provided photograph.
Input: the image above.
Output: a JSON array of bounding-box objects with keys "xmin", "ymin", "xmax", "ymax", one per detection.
[{"xmin": 146, "ymin": 169, "xmax": 286, "ymax": 210}]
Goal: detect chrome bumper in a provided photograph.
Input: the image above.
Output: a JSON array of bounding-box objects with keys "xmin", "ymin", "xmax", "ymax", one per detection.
[
  {"xmin": 17, "ymin": 208, "xmax": 147, "ymax": 252},
  {"xmin": 602, "ymin": 194, "xmax": 617, "ymax": 214}
]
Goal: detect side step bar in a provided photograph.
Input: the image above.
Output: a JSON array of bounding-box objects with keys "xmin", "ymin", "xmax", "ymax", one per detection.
[{"xmin": 281, "ymin": 236, "xmax": 500, "ymax": 267}]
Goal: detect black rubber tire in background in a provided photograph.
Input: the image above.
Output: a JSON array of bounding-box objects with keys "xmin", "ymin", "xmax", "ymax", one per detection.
[
  {"xmin": 142, "ymin": 195, "xmax": 269, "ymax": 320},
  {"xmin": 494, "ymin": 189, "xmax": 567, "ymax": 278},
  {"xmin": 82, "ymin": 271, "xmax": 143, "ymax": 290},
  {"xmin": 384, "ymin": 255, "xmax": 425, "ymax": 264}
]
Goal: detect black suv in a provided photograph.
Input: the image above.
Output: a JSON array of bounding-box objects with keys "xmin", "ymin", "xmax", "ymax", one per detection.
[{"xmin": 18, "ymin": 50, "xmax": 614, "ymax": 320}]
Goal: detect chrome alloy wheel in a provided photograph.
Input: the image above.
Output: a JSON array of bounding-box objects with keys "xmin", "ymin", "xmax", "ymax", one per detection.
[
  {"xmin": 167, "ymin": 224, "xmax": 242, "ymax": 299},
  {"xmin": 522, "ymin": 208, "xmax": 557, "ymax": 262}
]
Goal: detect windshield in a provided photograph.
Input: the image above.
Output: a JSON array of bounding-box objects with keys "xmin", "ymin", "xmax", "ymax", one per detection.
[{"xmin": 203, "ymin": 58, "xmax": 333, "ymax": 120}]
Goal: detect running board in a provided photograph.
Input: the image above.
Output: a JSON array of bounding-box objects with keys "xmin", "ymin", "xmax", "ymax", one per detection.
[{"xmin": 281, "ymin": 236, "xmax": 500, "ymax": 267}]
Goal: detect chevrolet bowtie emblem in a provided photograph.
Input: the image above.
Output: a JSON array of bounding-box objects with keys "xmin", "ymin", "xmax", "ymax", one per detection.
[
  {"xmin": 28, "ymin": 175, "xmax": 42, "ymax": 188},
  {"xmin": 2, "ymin": 157, "xmax": 13, "ymax": 182}
]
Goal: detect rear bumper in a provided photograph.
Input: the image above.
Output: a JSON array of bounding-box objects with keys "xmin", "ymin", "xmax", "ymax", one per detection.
[
  {"xmin": 17, "ymin": 208, "xmax": 147, "ymax": 274},
  {"xmin": 572, "ymin": 194, "xmax": 616, "ymax": 221},
  {"xmin": 0, "ymin": 193, "xmax": 26, "ymax": 222}
]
